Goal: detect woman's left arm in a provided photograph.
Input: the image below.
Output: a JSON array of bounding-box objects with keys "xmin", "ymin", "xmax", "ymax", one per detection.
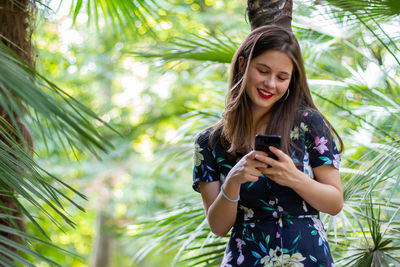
[
  {"xmin": 291, "ymin": 164, "xmax": 343, "ymax": 215},
  {"xmin": 256, "ymin": 146, "xmax": 343, "ymax": 215}
]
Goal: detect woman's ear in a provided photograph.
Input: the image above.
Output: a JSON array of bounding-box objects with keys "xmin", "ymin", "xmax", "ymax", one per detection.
[{"xmin": 238, "ymin": 56, "xmax": 245, "ymax": 74}]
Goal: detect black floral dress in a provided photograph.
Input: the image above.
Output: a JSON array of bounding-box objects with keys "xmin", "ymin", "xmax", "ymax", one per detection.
[{"xmin": 192, "ymin": 110, "xmax": 340, "ymax": 267}]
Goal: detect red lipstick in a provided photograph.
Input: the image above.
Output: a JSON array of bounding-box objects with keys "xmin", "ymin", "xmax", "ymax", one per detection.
[{"xmin": 257, "ymin": 88, "xmax": 273, "ymax": 99}]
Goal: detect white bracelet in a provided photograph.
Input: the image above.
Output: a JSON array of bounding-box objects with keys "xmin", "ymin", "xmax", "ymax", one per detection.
[{"xmin": 220, "ymin": 184, "xmax": 240, "ymax": 202}]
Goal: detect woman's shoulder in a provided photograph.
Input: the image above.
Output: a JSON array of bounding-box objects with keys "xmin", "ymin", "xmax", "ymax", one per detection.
[
  {"xmin": 296, "ymin": 108, "xmax": 320, "ymax": 118},
  {"xmin": 296, "ymin": 108, "xmax": 335, "ymax": 141},
  {"xmin": 195, "ymin": 126, "xmax": 231, "ymax": 159},
  {"xmin": 195, "ymin": 127, "xmax": 214, "ymax": 146},
  {"xmin": 296, "ymin": 108, "xmax": 326, "ymax": 124}
]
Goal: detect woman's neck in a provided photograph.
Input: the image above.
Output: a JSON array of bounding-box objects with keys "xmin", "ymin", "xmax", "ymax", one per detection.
[
  {"xmin": 249, "ymin": 110, "xmax": 270, "ymax": 149},
  {"xmin": 252, "ymin": 109, "xmax": 270, "ymax": 133}
]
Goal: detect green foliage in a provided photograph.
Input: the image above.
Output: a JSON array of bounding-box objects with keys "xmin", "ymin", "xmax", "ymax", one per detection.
[
  {"xmin": 70, "ymin": 0, "xmax": 161, "ymax": 36},
  {"xmin": 0, "ymin": 25, "xmax": 113, "ymax": 265},
  {"xmin": 334, "ymin": 197, "xmax": 400, "ymax": 266},
  {"xmin": 2, "ymin": 0, "xmax": 400, "ymax": 266},
  {"xmin": 322, "ymin": 0, "xmax": 400, "ymax": 20},
  {"xmin": 132, "ymin": 32, "xmax": 239, "ymax": 64}
]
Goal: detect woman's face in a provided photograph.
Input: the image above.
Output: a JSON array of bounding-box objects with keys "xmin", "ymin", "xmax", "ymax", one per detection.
[{"xmin": 243, "ymin": 49, "xmax": 293, "ymax": 116}]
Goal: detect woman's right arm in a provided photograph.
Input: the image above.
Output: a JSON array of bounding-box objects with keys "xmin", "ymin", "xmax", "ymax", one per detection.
[
  {"xmin": 199, "ymin": 151, "xmax": 265, "ymax": 237},
  {"xmin": 199, "ymin": 179, "xmax": 240, "ymax": 237}
]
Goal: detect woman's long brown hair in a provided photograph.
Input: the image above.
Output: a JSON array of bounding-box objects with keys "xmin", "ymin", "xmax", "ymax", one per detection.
[{"xmin": 209, "ymin": 25, "xmax": 343, "ymax": 158}]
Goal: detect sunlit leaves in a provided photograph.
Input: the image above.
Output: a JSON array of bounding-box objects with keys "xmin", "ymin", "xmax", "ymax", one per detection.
[
  {"xmin": 0, "ymin": 23, "xmax": 114, "ymax": 265},
  {"xmin": 0, "ymin": 43, "xmax": 114, "ymax": 155},
  {"xmin": 70, "ymin": 0, "xmax": 161, "ymax": 36},
  {"xmin": 319, "ymin": 0, "xmax": 400, "ymax": 20},
  {"xmin": 131, "ymin": 32, "xmax": 238, "ymax": 64}
]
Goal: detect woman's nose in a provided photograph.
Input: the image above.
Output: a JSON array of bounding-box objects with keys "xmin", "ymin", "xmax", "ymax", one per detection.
[{"xmin": 264, "ymin": 75, "xmax": 275, "ymax": 88}]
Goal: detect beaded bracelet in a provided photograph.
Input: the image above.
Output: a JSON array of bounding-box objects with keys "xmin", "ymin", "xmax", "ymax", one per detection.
[{"xmin": 220, "ymin": 184, "xmax": 240, "ymax": 202}]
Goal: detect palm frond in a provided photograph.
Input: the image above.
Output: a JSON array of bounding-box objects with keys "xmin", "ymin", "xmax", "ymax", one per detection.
[
  {"xmin": 131, "ymin": 32, "xmax": 239, "ymax": 64},
  {"xmin": 69, "ymin": 0, "xmax": 160, "ymax": 36},
  {"xmin": 0, "ymin": 222, "xmax": 83, "ymax": 267},
  {"xmin": 321, "ymin": 0, "xmax": 400, "ymax": 21},
  {"xmin": 356, "ymin": 17, "xmax": 400, "ymax": 67},
  {"xmin": 0, "ymin": 42, "xmax": 115, "ymax": 156},
  {"xmin": 0, "ymin": 31, "xmax": 116, "ymax": 264},
  {"xmin": 334, "ymin": 196, "xmax": 400, "ymax": 266},
  {"xmin": 126, "ymin": 195, "xmax": 226, "ymax": 266}
]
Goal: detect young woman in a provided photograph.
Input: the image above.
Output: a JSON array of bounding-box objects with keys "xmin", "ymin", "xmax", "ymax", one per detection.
[{"xmin": 192, "ymin": 25, "xmax": 343, "ymax": 266}]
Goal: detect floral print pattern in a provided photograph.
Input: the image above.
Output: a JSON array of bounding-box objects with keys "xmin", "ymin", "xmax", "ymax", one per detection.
[
  {"xmin": 193, "ymin": 109, "xmax": 340, "ymax": 266},
  {"xmin": 221, "ymin": 251, "xmax": 233, "ymax": 267},
  {"xmin": 311, "ymin": 217, "xmax": 328, "ymax": 243},
  {"xmin": 314, "ymin": 136, "xmax": 329, "ymax": 155},
  {"xmin": 260, "ymin": 246, "xmax": 306, "ymax": 267},
  {"xmin": 239, "ymin": 205, "xmax": 254, "ymax": 221},
  {"xmin": 333, "ymin": 154, "xmax": 340, "ymax": 169},
  {"xmin": 193, "ymin": 143, "xmax": 204, "ymax": 167},
  {"xmin": 236, "ymin": 238, "xmax": 245, "ymax": 265},
  {"xmin": 290, "ymin": 127, "xmax": 299, "ymax": 140}
]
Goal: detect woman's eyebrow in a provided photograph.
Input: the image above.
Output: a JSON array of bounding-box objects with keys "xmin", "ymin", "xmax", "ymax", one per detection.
[{"xmin": 255, "ymin": 63, "xmax": 291, "ymax": 76}]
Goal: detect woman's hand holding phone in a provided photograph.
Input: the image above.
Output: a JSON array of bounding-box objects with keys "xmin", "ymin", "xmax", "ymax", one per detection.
[
  {"xmin": 225, "ymin": 151, "xmax": 267, "ymax": 186},
  {"xmin": 255, "ymin": 146, "xmax": 302, "ymax": 187},
  {"xmin": 225, "ymin": 134, "xmax": 302, "ymax": 188},
  {"xmin": 254, "ymin": 135, "xmax": 302, "ymax": 187}
]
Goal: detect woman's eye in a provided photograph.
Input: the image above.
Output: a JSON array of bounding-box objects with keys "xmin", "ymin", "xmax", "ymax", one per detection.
[
  {"xmin": 278, "ymin": 76, "xmax": 288, "ymax": 81},
  {"xmin": 258, "ymin": 69, "xmax": 268, "ymax": 74}
]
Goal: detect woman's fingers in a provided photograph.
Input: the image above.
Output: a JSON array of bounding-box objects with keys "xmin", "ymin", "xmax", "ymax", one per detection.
[
  {"xmin": 226, "ymin": 151, "xmax": 266, "ymax": 184},
  {"xmin": 254, "ymin": 153, "xmax": 276, "ymax": 167},
  {"xmin": 242, "ymin": 160, "xmax": 263, "ymax": 177},
  {"xmin": 228, "ymin": 149, "xmax": 292, "ymax": 185},
  {"xmin": 255, "ymin": 147, "xmax": 292, "ymax": 166},
  {"xmin": 250, "ymin": 158, "xmax": 269, "ymax": 169},
  {"xmin": 255, "ymin": 147, "xmax": 301, "ymax": 187},
  {"xmin": 248, "ymin": 166, "xmax": 262, "ymax": 177},
  {"xmin": 269, "ymin": 146, "xmax": 288, "ymax": 161},
  {"xmin": 246, "ymin": 174, "xmax": 260, "ymax": 182}
]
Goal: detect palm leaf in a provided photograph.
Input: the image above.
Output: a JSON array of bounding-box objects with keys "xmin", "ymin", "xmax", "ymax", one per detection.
[
  {"xmin": 320, "ymin": 0, "xmax": 400, "ymax": 20},
  {"xmin": 69, "ymin": 0, "xmax": 160, "ymax": 36},
  {"xmin": 0, "ymin": 42, "xmax": 115, "ymax": 155},
  {"xmin": 311, "ymin": 1, "xmax": 400, "ymax": 67},
  {"xmin": 356, "ymin": 17, "xmax": 400, "ymax": 66},
  {"xmin": 0, "ymin": 26, "xmax": 115, "ymax": 264},
  {"xmin": 334, "ymin": 197, "xmax": 400, "ymax": 265},
  {"xmin": 0, "ymin": 223, "xmax": 83, "ymax": 267},
  {"xmin": 131, "ymin": 32, "xmax": 239, "ymax": 64},
  {"xmin": 126, "ymin": 195, "xmax": 227, "ymax": 266}
]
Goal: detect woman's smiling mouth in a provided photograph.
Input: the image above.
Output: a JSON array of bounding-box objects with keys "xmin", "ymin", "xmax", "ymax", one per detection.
[{"xmin": 257, "ymin": 88, "xmax": 273, "ymax": 99}]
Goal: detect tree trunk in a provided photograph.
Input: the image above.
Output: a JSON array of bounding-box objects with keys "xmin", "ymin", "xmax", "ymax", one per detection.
[
  {"xmin": 90, "ymin": 212, "xmax": 112, "ymax": 267},
  {"xmin": 247, "ymin": 0, "xmax": 293, "ymax": 31},
  {"xmin": 0, "ymin": 0, "xmax": 35, "ymax": 257},
  {"xmin": 0, "ymin": 0, "xmax": 35, "ymax": 65}
]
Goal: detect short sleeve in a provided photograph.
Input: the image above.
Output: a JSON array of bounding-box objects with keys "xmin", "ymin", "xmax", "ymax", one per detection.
[
  {"xmin": 192, "ymin": 131, "xmax": 220, "ymax": 193},
  {"xmin": 303, "ymin": 110, "xmax": 341, "ymax": 169}
]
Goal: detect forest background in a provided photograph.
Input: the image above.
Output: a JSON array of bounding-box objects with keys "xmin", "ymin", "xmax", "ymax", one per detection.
[{"xmin": 1, "ymin": 0, "xmax": 400, "ymax": 266}]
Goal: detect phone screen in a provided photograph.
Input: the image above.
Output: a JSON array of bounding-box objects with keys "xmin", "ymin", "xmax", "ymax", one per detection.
[{"xmin": 254, "ymin": 134, "xmax": 281, "ymax": 160}]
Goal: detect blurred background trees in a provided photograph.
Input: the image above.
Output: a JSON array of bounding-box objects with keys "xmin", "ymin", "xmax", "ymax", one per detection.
[{"xmin": 0, "ymin": 0, "xmax": 399, "ymax": 266}]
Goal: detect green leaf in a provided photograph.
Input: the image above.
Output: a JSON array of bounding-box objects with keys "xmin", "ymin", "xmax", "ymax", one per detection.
[
  {"xmin": 310, "ymin": 255, "xmax": 318, "ymax": 262},
  {"xmin": 131, "ymin": 32, "xmax": 239, "ymax": 65},
  {"xmin": 251, "ymin": 251, "xmax": 262, "ymax": 259},
  {"xmin": 311, "ymin": 230, "xmax": 318, "ymax": 236},
  {"xmin": 292, "ymin": 234, "xmax": 301, "ymax": 245}
]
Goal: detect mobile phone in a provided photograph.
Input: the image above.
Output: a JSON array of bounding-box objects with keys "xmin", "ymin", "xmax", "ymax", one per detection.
[{"xmin": 254, "ymin": 134, "xmax": 281, "ymax": 160}]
